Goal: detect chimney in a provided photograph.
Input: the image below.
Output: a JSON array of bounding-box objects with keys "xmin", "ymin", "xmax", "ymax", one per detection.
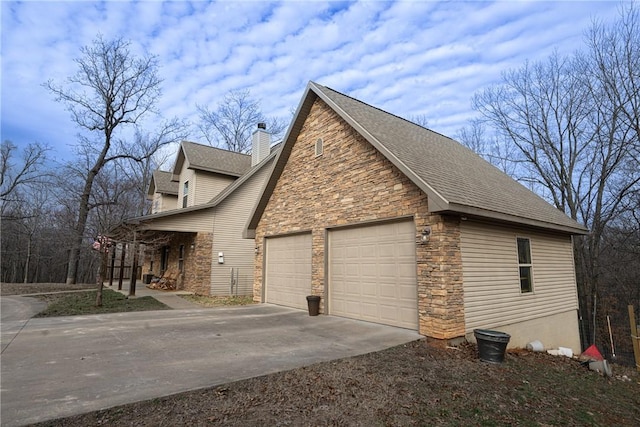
[{"xmin": 251, "ymin": 123, "xmax": 271, "ymax": 166}]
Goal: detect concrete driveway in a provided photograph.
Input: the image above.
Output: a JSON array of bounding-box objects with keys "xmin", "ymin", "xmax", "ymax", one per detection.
[{"xmin": 0, "ymin": 297, "xmax": 421, "ymax": 426}]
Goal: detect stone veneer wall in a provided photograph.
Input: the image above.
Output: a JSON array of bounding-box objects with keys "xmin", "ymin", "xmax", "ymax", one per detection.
[
  {"xmin": 182, "ymin": 232, "xmax": 213, "ymax": 295},
  {"xmin": 254, "ymin": 98, "xmax": 465, "ymax": 340},
  {"xmin": 142, "ymin": 232, "xmax": 212, "ymax": 295}
]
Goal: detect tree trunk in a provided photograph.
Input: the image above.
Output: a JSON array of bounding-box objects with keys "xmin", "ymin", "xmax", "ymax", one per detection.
[
  {"xmin": 95, "ymin": 246, "xmax": 108, "ymax": 306},
  {"xmin": 66, "ymin": 166, "xmax": 101, "ymax": 284},
  {"xmin": 23, "ymin": 235, "xmax": 31, "ymax": 283}
]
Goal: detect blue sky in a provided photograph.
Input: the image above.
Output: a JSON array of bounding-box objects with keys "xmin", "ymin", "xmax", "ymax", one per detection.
[{"xmin": 1, "ymin": 1, "xmax": 621, "ymax": 161}]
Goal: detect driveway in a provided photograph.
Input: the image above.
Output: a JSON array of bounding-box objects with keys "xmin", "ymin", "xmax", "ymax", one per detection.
[{"xmin": 0, "ymin": 299, "xmax": 421, "ymax": 426}]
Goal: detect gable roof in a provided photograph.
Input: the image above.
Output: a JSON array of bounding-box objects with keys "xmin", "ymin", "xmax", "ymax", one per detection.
[
  {"xmin": 246, "ymin": 81, "xmax": 587, "ymax": 236},
  {"xmin": 147, "ymin": 170, "xmax": 178, "ymax": 196},
  {"xmin": 172, "ymin": 140, "xmax": 252, "ymax": 179},
  {"xmin": 130, "ymin": 146, "xmax": 279, "ymax": 224}
]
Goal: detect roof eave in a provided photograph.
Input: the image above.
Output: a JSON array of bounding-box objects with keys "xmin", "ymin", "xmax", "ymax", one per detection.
[
  {"xmin": 246, "ymin": 83, "xmax": 317, "ymax": 235},
  {"xmin": 187, "ymin": 165, "xmax": 244, "ymax": 177},
  {"xmin": 437, "ymin": 203, "xmax": 589, "ymax": 235}
]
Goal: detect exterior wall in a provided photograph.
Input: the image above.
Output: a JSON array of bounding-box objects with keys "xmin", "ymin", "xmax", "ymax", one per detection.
[
  {"xmin": 211, "ymin": 162, "xmax": 273, "ymax": 296},
  {"xmin": 178, "ymin": 167, "xmax": 195, "ymax": 208},
  {"xmin": 142, "ymin": 232, "xmax": 212, "ymax": 294},
  {"xmin": 182, "ymin": 232, "xmax": 213, "ymax": 295},
  {"xmin": 192, "ymin": 172, "xmax": 236, "ymax": 205},
  {"xmin": 254, "ymin": 98, "xmax": 465, "ymax": 339},
  {"xmin": 151, "ymin": 193, "xmax": 178, "ymax": 214},
  {"xmin": 460, "ymin": 220, "xmax": 580, "ymax": 351},
  {"xmin": 465, "ymin": 310, "xmax": 581, "ymax": 353},
  {"xmin": 141, "ymin": 209, "xmax": 214, "ymax": 233}
]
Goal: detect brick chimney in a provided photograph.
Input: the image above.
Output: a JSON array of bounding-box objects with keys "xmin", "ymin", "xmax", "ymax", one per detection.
[{"xmin": 251, "ymin": 123, "xmax": 271, "ymax": 167}]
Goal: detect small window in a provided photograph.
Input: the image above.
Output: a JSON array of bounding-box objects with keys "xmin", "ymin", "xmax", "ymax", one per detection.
[
  {"xmin": 315, "ymin": 138, "xmax": 323, "ymax": 157},
  {"xmin": 178, "ymin": 244, "xmax": 185, "ymax": 273},
  {"xmin": 517, "ymin": 237, "xmax": 533, "ymax": 293},
  {"xmin": 182, "ymin": 181, "xmax": 189, "ymax": 208}
]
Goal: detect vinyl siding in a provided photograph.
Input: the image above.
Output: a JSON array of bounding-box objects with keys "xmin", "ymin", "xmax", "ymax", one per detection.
[
  {"xmin": 152, "ymin": 193, "xmax": 177, "ymax": 213},
  {"xmin": 460, "ymin": 221, "xmax": 578, "ymax": 333},
  {"xmin": 193, "ymin": 172, "xmax": 235, "ymax": 205},
  {"xmin": 210, "ymin": 162, "xmax": 273, "ymax": 295},
  {"xmin": 141, "ymin": 209, "xmax": 214, "ymax": 233},
  {"xmin": 178, "ymin": 168, "xmax": 195, "ymax": 208}
]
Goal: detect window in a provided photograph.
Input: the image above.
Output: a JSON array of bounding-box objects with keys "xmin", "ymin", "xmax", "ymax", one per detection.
[
  {"xmin": 517, "ymin": 237, "xmax": 533, "ymax": 293},
  {"xmin": 178, "ymin": 244, "xmax": 185, "ymax": 273},
  {"xmin": 315, "ymin": 138, "xmax": 323, "ymax": 157},
  {"xmin": 182, "ymin": 181, "xmax": 189, "ymax": 208},
  {"xmin": 160, "ymin": 246, "xmax": 169, "ymax": 273}
]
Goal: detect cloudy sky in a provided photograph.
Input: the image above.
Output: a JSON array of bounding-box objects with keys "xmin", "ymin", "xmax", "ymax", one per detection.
[{"xmin": 1, "ymin": 1, "xmax": 621, "ymax": 160}]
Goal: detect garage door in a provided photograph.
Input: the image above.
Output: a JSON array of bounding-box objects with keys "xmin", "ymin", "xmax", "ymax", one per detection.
[
  {"xmin": 265, "ymin": 233, "xmax": 312, "ymax": 309},
  {"xmin": 329, "ymin": 220, "xmax": 418, "ymax": 329}
]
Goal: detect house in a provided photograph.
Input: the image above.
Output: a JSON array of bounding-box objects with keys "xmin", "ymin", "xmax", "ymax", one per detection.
[
  {"xmin": 129, "ymin": 124, "xmax": 278, "ymax": 296},
  {"xmin": 148, "ymin": 170, "xmax": 178, "ymax": 214},
  {"xmin": 245, "ymin": 81, "xmax": 587, "ymax": 351}
]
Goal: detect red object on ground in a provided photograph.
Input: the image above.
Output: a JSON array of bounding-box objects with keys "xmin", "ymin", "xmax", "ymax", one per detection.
[{"xmin": 581, "ymin": 344, "xmax": 604, "ymax": 361}]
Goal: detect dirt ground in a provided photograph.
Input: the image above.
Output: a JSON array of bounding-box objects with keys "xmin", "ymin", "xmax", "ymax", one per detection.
[{"xmin": 3, "ymin": 283, "xmax": 639, "ymax": 426}]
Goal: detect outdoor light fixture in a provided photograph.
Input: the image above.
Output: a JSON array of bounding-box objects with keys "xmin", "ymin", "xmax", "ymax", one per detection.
[
  {"xmin": 190, "ymin": 242, "xmax": 195, "ymax": 250},
  {"xmin": 421, "ymin": 226, "xmax": 432, "ymax": 243},
  {"xmin": 255, "ymin": 246, "xmax": 259, "ymax": 254}
]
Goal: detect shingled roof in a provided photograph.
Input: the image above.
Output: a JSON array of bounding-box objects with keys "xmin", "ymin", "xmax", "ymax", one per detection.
[
  {"xmin": 172, "ymin": 140, "xmax": 251, "ymax": 179},
  {"xmin": 247, "ymin": 81, "xmax": 587, "ymax": 235},
  {"xmin": 147, "ymin": 170, "xmax": 178, "ymax": 196}
]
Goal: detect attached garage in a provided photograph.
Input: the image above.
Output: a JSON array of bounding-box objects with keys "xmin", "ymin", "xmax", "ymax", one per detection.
[
  {"xmin": 248, "ymin": 81, "xmax": 586, "ymax": 348},
  {"xmin": 328, "ymin": 220, "xmax": 418, "ymax": 329},
  {"xmin": 264, "ymin": 233, "xmax": 312, "ymax": 309}
]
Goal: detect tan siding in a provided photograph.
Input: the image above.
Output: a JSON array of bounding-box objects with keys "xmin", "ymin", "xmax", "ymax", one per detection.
[
  {"xmin": 210, "ymin": 163, "xmax": 272, "ymax": 295},
  {"xmin": 461, "ymin": 221, "xmax": 578, "ymax": 333},
  {"xmin": 151, "ymin": 193, "xmax": 177, "ymax": 213},
  {"xmin": 141, "ymin": 209, "xmax": 214, "ymax": 233},
  {"xmin": 193, "ymin": 172, "xmax": 235, "ymax": 205},
  {"xmin": 160, "ymin": 194, "xmax": 177, "ymax": 212},
  {"xmin": 178, "ymin": 168, "xmax": 195, "ymax": 208}
]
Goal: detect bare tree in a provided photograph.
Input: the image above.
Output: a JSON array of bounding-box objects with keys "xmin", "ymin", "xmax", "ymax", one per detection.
[
  {"xmin": 456, "ymin": 119, "xmax": 520, "ymax": 176},
  {"xmin": 0, "ymin": 140, "xmax": 48, "ymax": 213},
  {"xmin": 470, "ymin": 5, "xmax": 640, "ymax": 350},
  {"xmin": 120, "ymin": 127, "xmax": 183, "ymax": 217},
  {"xmin": 45, "ymin": 35, "xmax": 183, "ymax": 294},
  {"xmin": 196, "ymin": 89, "xmax": 287, "ymax": 153},
  {"xmin": 408, "ymin": 114, "xmax": 430, "ymax": 128}
]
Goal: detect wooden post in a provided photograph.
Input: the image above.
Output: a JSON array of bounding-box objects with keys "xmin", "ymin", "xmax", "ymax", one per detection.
[
  {"xmin": 108, "ymin": 243, "xmax": 116, "ymax": 287},
  {"xmin": 129, "ymin": 232, "xmax": 138, "ymax": 297},
  {"xmin": 118, "ymin": 243, "xmax": 126, "ymax": 291},
  {"xmin": 629, "ymin": 305, "xmax": 640, "ymax": 372}
]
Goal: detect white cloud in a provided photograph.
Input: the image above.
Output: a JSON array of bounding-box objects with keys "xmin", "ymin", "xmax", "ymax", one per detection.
[{"xmin": 0, "ymin": 0, "xmax": 624, "ymax": 157}]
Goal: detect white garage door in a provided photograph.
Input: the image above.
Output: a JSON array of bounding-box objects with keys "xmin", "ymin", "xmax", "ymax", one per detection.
[
  {"xmin": 329, "ymin": 220, "xmax": 418, "ymax": 329},
  {"xmin": 265, "ymin": 233, "xmax": 312, "ymax": 309}
]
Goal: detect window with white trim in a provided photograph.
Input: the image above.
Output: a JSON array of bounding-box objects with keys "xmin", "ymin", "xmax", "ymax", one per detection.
[
  {"xmin": 182, "ymin": 181, "xmax": 189, "ymax": 208},
  {"xmin": 517, "ymin": 237, "xmax": 533, "ymax": 293}
]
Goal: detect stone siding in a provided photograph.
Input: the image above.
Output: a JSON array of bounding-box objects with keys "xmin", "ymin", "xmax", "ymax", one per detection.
[
  {"xmin": 254, "ymin": 98, "xmax": 465, "ymax": 340},
  {"xmin": 182, "ymin": 232, "xmax": 213, "ymax": 295},
  {"xmin": 142, "ymin": 232, "xmax": 212, "ymax": 295}
]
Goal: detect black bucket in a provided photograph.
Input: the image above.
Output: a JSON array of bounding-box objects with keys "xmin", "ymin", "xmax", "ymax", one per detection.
[
  {"xmin": 306, "ymin": 295, "xmax": 321, "ymax": 316},
  {"xmin": 474, "ymin": 329, "xmax": 511, "ymax": 363}
]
